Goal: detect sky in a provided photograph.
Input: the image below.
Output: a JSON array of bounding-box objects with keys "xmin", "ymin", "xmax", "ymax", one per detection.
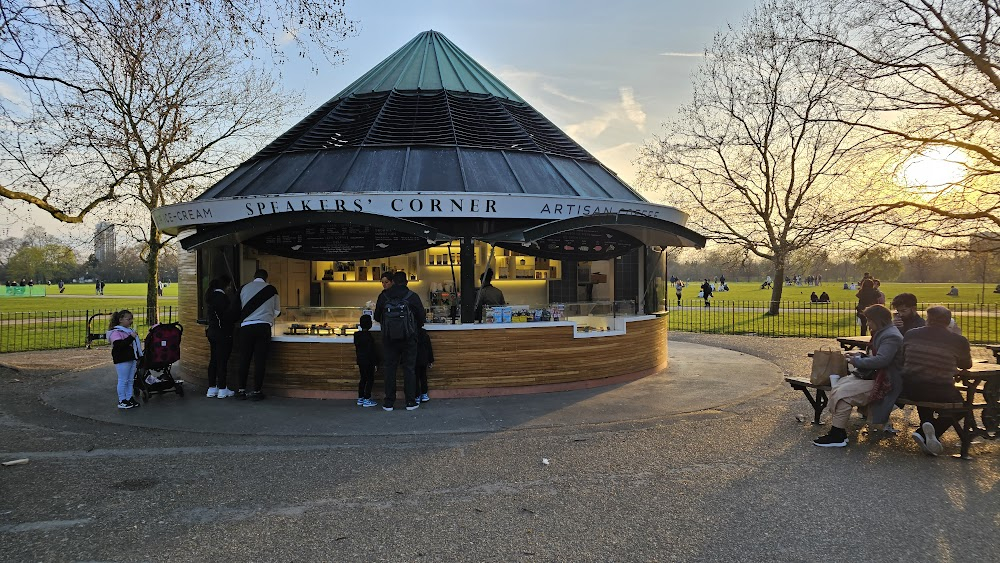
[{"xmin": 1, "ymin": 0, "xmax": 759, "ymax": 245}]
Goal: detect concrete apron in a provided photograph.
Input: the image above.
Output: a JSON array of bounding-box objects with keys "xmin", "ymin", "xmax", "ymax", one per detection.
[{"xmin": 40, "ymin": 341, "xmax": 782, "ymax": 437}]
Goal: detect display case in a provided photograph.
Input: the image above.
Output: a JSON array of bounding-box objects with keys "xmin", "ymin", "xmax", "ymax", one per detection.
[{"xmin": 277, "ymin": 307, "xmax": 367, "ymax": 336}]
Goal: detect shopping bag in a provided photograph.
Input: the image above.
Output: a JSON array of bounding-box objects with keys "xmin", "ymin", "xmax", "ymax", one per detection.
[{"xmin": 810, "ymin": 348, "xmax": 848, "ymax": 386}]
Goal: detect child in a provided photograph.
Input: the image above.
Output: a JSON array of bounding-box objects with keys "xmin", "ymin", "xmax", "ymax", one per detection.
[
  {"xmin": 354, "ymin": 314, "xmax": 379, "ymax": 407},
  {"xmin": 107, "ymin": 310, "xmax": 142, "ymax": 409},
  {"xmin": 415, "ymin": 326, "xmax": 434, "ymax": 404}
]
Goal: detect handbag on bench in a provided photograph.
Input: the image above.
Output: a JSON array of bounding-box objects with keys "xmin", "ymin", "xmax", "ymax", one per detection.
[{"xmin": 810, "ymin": 347, "xmax": 849, "ymax": 386}]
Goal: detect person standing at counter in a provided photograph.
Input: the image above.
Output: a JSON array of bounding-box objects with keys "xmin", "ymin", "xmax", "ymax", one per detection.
[
  {"xmin": 354, "ymin": 314, "xmax": 379, "ymax": 408},
  {"xmin": 415, "ymin": 326, "xmax": 434, "ymax": 404},
  {"xmin": 375, "ymin": 270, "xmax": 425, "ymax": 411},
  {"xmin": 205, "ymin": 276, "xmax": 237, "ymax": 399},
  {"xmin": 236, "ymin": 269, "xmax": 280, "ymax": 401},
  {"xmin": 474, "ymin": 268, "xmax": 505, "ymax": 321}
]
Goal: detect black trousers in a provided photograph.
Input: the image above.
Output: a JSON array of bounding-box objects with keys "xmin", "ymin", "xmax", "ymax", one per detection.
[
  {"xmin": 358, "ymin": 362, "xmax": 376, "ymax": 399},
  {"xmin": 237, "ymin": 323, "xmax": 272, "ymax": 392},
  {"xmin": 904, "ymin": 381, "xmax": 964, "ymax": 438},
  {"xmin": 206, "ymin": 332, "xmax": 233, "ymax": 389},
  {"xmin": 416, "ymin": 364, "xmax": 429, "ymax": 395},
  {"xmin": 383, "ymin": 337, "xmax": 417, "ymax": 407}
]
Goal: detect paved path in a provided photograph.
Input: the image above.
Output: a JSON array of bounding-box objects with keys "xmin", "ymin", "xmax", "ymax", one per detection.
[{"xmin": 1, "ymin": 336, "xmax": 997, "ymax": 562}]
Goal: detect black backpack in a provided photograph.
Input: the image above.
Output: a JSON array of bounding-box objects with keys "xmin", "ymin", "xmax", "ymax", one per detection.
[{"xmin": 383, "ymin": 290, "xmax": 416, "ymax": 342}]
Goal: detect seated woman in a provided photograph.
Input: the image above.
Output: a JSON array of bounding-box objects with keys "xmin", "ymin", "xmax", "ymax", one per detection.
[
  {"xmin": 813, "ymin": 305, "xmax": 904, "ymax": 447},
  {"xmin": 810, "ymin": 291, "xmax": 819, "ymax": 303},
  {"xmin": 819, "ymin": 291, "xmax": 830, "ymax": 303}
]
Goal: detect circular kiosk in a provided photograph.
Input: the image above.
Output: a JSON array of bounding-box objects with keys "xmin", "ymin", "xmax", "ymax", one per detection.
[{"xmin": 154, "ymin": 31, "xmax": 704, "ymax": 398}]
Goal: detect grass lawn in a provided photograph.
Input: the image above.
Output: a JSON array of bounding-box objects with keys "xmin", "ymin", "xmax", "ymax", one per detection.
[
  {"xmin": 678, "ymin": 281, "xmax": 1000, "ymax": 305},
  {"xmin": 0, "ymin": 283, "xmax": 178, "ymax": 314}
]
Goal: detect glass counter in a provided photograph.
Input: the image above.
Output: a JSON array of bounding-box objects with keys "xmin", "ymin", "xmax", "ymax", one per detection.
[
  {"xmin": 277, "ymin": 306, "xmax": 366, "ymax": 336},
  {"xmin": 482, "ymin": 300, "xmax": 637, "ymax": 332}
]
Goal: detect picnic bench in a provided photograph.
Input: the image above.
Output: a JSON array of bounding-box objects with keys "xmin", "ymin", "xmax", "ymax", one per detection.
[
  {"xmin": 836, "ymin": 335, "xmax": 871, "ymax": 351},
  {"xmin": 85, "ymin": 312, "xmax": 110, "ymax": 349},
  {"xmin": 986, "ymin": 344, "xmax": 1000, "ymax": 363},
  {"xmin": 784, "ymin": 363, "xmax": 1000, "ymax": 459}
]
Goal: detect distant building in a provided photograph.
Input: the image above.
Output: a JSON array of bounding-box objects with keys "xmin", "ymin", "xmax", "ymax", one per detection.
[{"xmin": 94, "ymin": 222, "xmax": 116, "ymax": 263}]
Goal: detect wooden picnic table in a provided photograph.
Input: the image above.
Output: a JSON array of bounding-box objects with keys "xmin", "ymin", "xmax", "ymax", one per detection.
[
  {"xmin": 785, "ymin": 362, "xmax": 1000, "ymax": 459},
  {"xmin": 836, "ymin": 335, "xmax": 872, "ymax": 351},
  {"xmin": 986, "ymin": 344, "xmax": 1000, "ymax": 363}
]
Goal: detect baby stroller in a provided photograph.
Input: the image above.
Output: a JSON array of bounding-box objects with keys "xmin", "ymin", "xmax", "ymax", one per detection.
[{"xmin": 133, "ymin": 322, "xmax": 185, "ymax": 402}]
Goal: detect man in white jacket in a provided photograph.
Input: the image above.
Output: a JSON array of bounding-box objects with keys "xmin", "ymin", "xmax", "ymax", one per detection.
[{"xmin": 236, "ymin": 269, "xmax": 280, "ymax": 401}]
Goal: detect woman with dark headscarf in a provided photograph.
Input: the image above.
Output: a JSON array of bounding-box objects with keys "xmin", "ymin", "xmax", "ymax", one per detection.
[{"xmin": 855, "ymin": 278, "xmax": 879, "ymax": 336}]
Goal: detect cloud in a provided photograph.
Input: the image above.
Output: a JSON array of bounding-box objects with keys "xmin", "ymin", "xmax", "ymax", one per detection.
[
  {"xmin": 619, "ymin": 87, "xmax": 646, "ymax": 131},
  {"xmin": 540, "ymin": 83, "xmax": 587, "ymax": 104},
  {"xmin": 659, "ymin": 51, "xmax": 705, "ymax": 57},
  {"xmin": 565, "ymin": 115, "xmax": 613, "ymax": 140}
]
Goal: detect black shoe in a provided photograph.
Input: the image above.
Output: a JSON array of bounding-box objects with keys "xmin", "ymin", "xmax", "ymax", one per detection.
[
  {"xmin": 235, "ymin": 389, "xmax": 248, "ymax": 400},
  {"xmin": 405, "ymin": 402, "xmax": 419, "ymax": 411},
  {"xmin": 382, "ymin": 402, "xmax": 394, "ymax": 412},
  {"xmin": 249, "ymin": 391, "xmax": 265, "ymax": 401},
  {"xmin": 127, "ymin": 397, "xmax": 141, "ymax": 407},
  {"xmin": 813, "ymin": 430, "xmax": 848, "ymax": 448}
]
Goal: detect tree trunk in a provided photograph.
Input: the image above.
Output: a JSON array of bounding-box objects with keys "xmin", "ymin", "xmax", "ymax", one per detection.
[
  {"xmin": 767, "ymin": 264, "xmax": 785, "ymax": 316},
  {"xmin": 145, "ymin": 218, "xmax": 161, "ymax": 325}
]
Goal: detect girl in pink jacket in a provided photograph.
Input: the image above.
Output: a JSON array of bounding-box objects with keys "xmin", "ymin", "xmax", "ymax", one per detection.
[{"xmin": 107, "ymin": 310, "xmax": 143, "ymax": 409}]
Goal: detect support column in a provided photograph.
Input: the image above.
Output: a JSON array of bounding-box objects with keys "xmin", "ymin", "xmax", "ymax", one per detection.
[{"xmin": 459, "ymin": 237, "xmax": 477, "ymax": 323}]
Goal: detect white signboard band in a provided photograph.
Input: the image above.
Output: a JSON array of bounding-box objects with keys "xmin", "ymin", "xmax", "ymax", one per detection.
[{"xmin": 153, "ymin": 192, "xmax": 689, "ymax": 234}]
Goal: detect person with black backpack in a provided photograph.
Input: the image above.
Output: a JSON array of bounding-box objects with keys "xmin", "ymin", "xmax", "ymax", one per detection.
[
  {"xmin": 236, "ymin": 269, "xmax": 280, "ymax": 401},
  {"xmin": 374, "ymin": 270, "xmax": 425, "ymax": 411}
]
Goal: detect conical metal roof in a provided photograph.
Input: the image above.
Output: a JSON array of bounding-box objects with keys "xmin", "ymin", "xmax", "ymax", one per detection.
[
  {"xmin": 195, "ymin": 30, "xmax": 646, "ymax": 203},
  {"xmin": 332, "ymin": 30, "xmax": 524, "ymax": 101}
]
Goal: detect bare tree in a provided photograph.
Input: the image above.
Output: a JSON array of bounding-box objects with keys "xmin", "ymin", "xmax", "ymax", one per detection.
[
  {"xmin": 0, "ymin": 0, "xmax": 355, "ymax": 222},
  {"xmin": 638, "ymin": 1, "xmax": 874, "ymax": 314},
  {"xmin": 805, "ymin": 0, "xmax": 1000, "ymax": 246},
  {"xmin": 0, "ymin": 0, "xmax": 301, "ymax": 318}
]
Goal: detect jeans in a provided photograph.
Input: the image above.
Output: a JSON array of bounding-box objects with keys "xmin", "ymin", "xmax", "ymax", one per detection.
[
  {"xmin": 383, "ymin": 337, "xmax": 417, "ymax": 406},
  {"xmin": 237, "ymin": 323, "xmax": 272, "ymax": 392},
  {"xmin": 115, "ymin": 360, "xmax": 136, "ymax": 401},
  {"xmin": 207, "ymin": 332, "xmax": 233, "ymax": 389},
  {"xmin": 358, "ymin": 362, "xmax": 376, "ymax": 399}
]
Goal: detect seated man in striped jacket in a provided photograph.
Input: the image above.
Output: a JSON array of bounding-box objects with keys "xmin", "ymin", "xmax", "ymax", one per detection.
[{"xmin": 900, "ymin": 306, "xmax": 972, "ymax": 456}]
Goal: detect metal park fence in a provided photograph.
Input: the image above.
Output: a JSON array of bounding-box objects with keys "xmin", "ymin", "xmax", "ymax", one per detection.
[
  {"xmin": 668, "ymin": 300, "xmax": 1000, "ymax": 344},
  {"xmin": 0, "ymin": 307, "xmax": 176, "ymax": 353}
]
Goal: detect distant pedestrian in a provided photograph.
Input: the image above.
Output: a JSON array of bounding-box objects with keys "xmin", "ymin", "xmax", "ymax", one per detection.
[
  {"xmin": 946, "ymin": 285, "xmax": 958, "ymax": 297},
  {"xmin": 95, "ymin": 279, "xmax": 101, "ymax": 295},
  {"xmin": 58, "ymin": 280, "xmax": 65, "ymax": 293},
  {"xmin": 700, "ymin": 279, "xmax": 714, "ymax": 307},
  {"xmin": 675, "ymin": 280, "xmax": 684, "ymax": 306}
]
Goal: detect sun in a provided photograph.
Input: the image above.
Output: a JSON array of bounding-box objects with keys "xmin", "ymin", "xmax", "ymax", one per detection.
[{"xmin": 896, "ymin": 146, "xmax": 968, "ymax": 192}]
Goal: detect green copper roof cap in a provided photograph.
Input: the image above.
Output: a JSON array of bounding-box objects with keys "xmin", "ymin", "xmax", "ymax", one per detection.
[{"xmin": 332, "ymin": 30, "xmax": 525, "ymax": 102}]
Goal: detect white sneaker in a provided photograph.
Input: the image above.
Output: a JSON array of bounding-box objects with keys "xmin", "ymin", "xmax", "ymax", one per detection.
[
  {"xmin": 216, "ymin": 388, "xmax": 234, "ymax": 399},
  {"xmin": 922, "ymin": 422, "xmax": 943, "ymax": 456},
  {"xmin": 206, "ymin": 387, "xmax": 219, "ymax": 398}
]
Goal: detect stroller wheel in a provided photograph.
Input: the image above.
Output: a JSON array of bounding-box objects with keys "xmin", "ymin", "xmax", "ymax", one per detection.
[{"xmin": 175, "ymin": 383, "xmax": 185, "ymax": 397}]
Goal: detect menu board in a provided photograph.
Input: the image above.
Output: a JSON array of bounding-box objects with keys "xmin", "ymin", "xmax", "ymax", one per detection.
[
  {"xmin": 498, "ymin": 227, "xmax": 640, "ymax": 261},
  {"xmin": 247, "ymin": 223, "xmax": 432, "ymax": 260}
]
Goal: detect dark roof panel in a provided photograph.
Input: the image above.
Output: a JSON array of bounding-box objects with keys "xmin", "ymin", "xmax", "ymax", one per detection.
[
  {"xmin": 338, "ymin": 148, "xmax": 407, "ymax": 192},
  {"xmin": 458, "ymin": 149, "xmax": 523, "ymax": 193},
  {"xmin": 503, "ymin": 151, "xmax": 576, "ymax": 196},
  {"xmin": 400, "ymin": 148, "xmax": 466, "ymax": 192}
]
